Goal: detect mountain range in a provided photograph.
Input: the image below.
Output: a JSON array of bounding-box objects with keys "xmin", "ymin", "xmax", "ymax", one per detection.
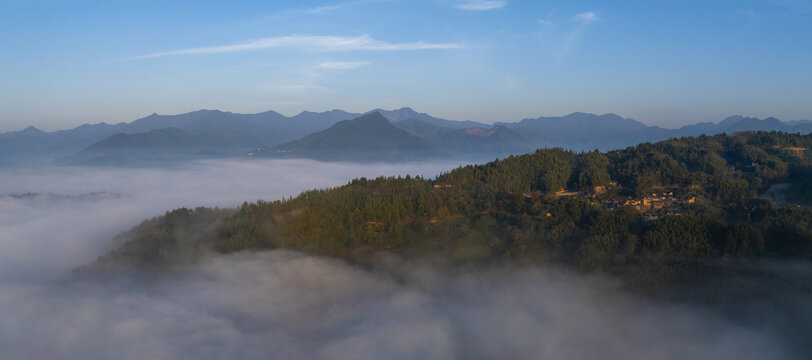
[
  {"xmin": 0, "ymin": 109, "xmax": 358, "ymax": 165},
  {"xmin": 1, "ymin": 107, "xmax": 810, "ymax": 166},
  {"xmin": 496, "ymin": 113, "xmax": 812, "ymax": 150}
]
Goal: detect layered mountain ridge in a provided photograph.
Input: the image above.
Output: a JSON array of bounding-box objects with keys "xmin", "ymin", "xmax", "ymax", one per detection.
[{"xmin": 2, "ymin": 107, "xmax": 811, "ymax": 166}]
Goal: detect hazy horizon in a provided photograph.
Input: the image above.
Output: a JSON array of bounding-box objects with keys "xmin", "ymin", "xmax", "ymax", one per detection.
[{"xmin": 2, "ymin": 106, "xmax": 807, "ymax": 134}]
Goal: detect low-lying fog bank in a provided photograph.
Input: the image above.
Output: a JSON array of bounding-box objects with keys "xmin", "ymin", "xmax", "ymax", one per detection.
[
  {"xmin": 0, "ymin": 159, "xmax": 809, "ymax": 359},
  {"xmin": 2, "ymin": 250, "xmax": 798, "ymax": 360},
  {"xmin": 0, "ymin": 159, "xmax": 461, "ymax": 279}
]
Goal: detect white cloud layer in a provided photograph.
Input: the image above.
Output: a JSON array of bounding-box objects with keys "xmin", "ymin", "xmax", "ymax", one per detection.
[
  {"xmin": 456, "ymin": 0, "xmax": 506, "ymax": 11},
  {"xmin": 0, "ymin": 159, "xmax": 809, "ymax": 359},
  {"xmin": 131, "ymin": 35, "xmax": 462, "ymax": 59},
  {"xmin": 0, "ymin": 159, "xmax": 460, "ymax": 278},
  {"xmin": 0, "ymin": 251, "xmax": 802, "ymax": 359}
]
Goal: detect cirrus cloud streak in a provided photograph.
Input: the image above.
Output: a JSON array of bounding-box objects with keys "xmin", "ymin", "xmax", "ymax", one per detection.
[
  {"xmin": 130, "ymin": 35, "xmax": 462, "ymax": 60},
  {"xmin": 456, "ymin": 1, "xmax": 506, "ymax": 11}
]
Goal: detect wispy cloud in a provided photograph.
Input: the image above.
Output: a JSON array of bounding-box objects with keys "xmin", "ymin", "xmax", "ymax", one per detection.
[
  {"xmin": 456, "ymin": 1, "xmax": 506, "ymax": 11},
  {"xmin": 316, "ymin": 61, "xmax": 371, "ymax": 70},
  {"xmin": 554, "ymin": 11, "xmax": 600, "ymax": 61},
  {"xmin": 130, "ymin": 35, "xmax": 462, "ymax": 60},
  {"xmin": 537, "ymin": 9, "xmax": 558, "ymax": 27},
  {"xmin": 239, "ymin": 1, "xmax": 392, "ymax": 28},
  {"xmin": 574, "ymin": 12, "xmax": 599, "ymax": 23},
  {"xmin": 284, "ymin": 0, "xmax": 392, "ymax": 15}
]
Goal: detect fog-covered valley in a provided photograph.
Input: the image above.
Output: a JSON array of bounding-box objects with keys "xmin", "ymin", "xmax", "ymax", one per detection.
[
  {"xmin": 0, "ymin": 159, "xmax": 808, "ymax": 359},
  {"xmin": 0, "ymin": 159, "xmax": 462, "ymax": 278}
]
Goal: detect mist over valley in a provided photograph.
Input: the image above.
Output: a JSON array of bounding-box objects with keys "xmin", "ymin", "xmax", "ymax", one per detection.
[{"xmin": 0, "ymin": 157, "xmax": 810, "ymax": 359}]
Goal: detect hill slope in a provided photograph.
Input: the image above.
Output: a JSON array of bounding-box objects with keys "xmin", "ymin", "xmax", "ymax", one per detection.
[
  {"xmin": 99, "ymin": 131, "xmax": 812, "ymax": 271},
  {"xmin": 82, "ymin": 127, "xmax": 208, "ymax": 150},
  {"xmin": 69, "ymin": 128, "xmax": 229, "ymax": 166}
]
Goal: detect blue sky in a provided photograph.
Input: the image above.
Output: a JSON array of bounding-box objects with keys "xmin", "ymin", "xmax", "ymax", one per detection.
[{"xmin": 1, "ymin": 0, "xmax": 811, "ymax": 131}]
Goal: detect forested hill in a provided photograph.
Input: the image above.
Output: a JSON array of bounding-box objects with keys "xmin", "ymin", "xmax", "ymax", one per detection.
[{"xmin": 95, "ymin": 131, "xmax": 812, "ymax": 286}]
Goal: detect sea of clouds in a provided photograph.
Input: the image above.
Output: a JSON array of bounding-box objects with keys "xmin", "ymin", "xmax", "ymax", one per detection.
[{"xmin": 0, "ymin": 159, "xmax": 807, "ymax": 359}]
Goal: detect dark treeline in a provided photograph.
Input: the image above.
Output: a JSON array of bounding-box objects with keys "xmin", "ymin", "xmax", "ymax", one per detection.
[{"xmin": 98, "ymin": 131, "xmax": 812, "ymax": 286}]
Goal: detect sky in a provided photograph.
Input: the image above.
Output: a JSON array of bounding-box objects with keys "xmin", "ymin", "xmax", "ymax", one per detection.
[{"xmin": 1, "ymin": 0, "xmax": 811, "ymax": 132}]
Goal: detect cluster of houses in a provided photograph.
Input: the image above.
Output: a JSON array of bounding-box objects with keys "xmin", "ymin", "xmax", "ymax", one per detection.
[
  {"xmin": 432, "ymin": 181, "xmax": 700, "ymax": 222},
  {"xmin": 547, "ymin": 186, "xmax": 698, "ymax": 221},
  {"xmin": 247, "ymin": 146, "xmax": 292, "ymax": 156},
  {"xmin": 602, "ymin": 191, "xmax": 695, "ymax": 210},
  {"xmin": 600, "ymin": 191, "xmax": 696, "ymax": 220},
  {"xmin": 247, "ymin": 146, "xmax": 270, "ymax": 156},
  {"xmin": 772, "ymin": 145, "xmax": 808, "ymax": 158}
]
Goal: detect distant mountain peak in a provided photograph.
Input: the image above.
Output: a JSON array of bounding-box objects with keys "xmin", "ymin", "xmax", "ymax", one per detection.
[
  {"xmin": 274, "ymin": 112, "xmax": 432, "ymax": 156},
  {"xmin": 395, "ymin": 106, "xmax": 417, "ymax": 114},
  {"xmin": 563, "ymin": 112, "xmax": 626, "ymax": 121},
  {"xmin": 345, "ymin": 111, "xmax": 392, "ymax": 126},
  {"xmin": 370, "ymin": 106, "xmax": 416, "ymax": 112},
  {"xmin": 22, "ymin": 125, "xmax": 44, "ymax": 133},
  {"xmin": 1, "ymin": 125, "xmax": 47, "ymax": 137},
  {"xmin": 719, "ymin": 115, "xmax": 749, "ymax": 127},
  {"xmin": 600, "ymin": 113, "xmax": 624, "ymax": 120},
  {"xmin": 715, "ymin": 115, "xmax": 788, "ymax": 132},
  {"xmin": 367, "ymin": 107, "xmax": 424, "ymax": 122},
  {"xmin": 296, "ymin": 109, "xmax": 353, "ymax": 117},
  {"xmin": 512, "ymin": 112, "xmax": 648, "ymax": 136}
]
